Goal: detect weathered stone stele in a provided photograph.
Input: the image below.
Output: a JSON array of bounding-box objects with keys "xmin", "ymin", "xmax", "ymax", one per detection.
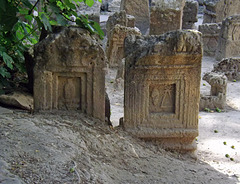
[
  {"xmin": 198, "ymin": 23, "xmax": 221, "ymax": 56},
  {"xmin": 215, "ymin": 15, "xmax": 240, "ymax": 61},
  {"xmin": 106, "ymin": 25, "xmax": 141, "ymax": 67},
  {"xmin": 120, "ymin": 0, "xmax": 150, "ymax": 34},
  {"xmin": 200, "ymin": 72, "xmax": 227, "ymax": 110},
  {"xmin": 34, "ymin": 27, "xmax": 106, "ymax": 121},
  {"xmin": 150, "ymin": 0, "xmax": 185, "ymax": 35},
  {"xmin": 182, "ymin": 0, "xmax": 198, "ymax": 29},
  {"xmin": 203, "ymin": 0, "xmax": 240, "ymax": 24},
  {"xmin": 124, "ymin": 30, "xmax": 202, "ymax": 152}
]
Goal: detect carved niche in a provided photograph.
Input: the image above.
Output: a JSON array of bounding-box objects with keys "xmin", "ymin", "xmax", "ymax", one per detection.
[{"xmin": 34, "ymin": 27, "xmax": 106, "ymax": 121}]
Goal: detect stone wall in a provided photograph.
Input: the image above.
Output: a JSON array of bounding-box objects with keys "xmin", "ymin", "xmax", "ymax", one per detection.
[
  {"xmin": 215, "ymin": 15, "xmax": 240, "ymax": 61},
  {"xmin": 34, "ymin": 27, "xmax": 106, "ymax": 121},
  {"xmin": 150, "ymin": 0, "xmax": 185, "ymax": 35},
  {"xmin": 120, "ymin": 0, "xmax": 150, "ymax": 34},
  {"xmin": 198, "ymin": 23, "xmax": 221, "ymax": 56},
  {"xmin": 182, "ymin": 0, "xmax": 198, "ymax": 29},
  {"xmin": 203, "ymin": 0, "xmax": 240, "ymax": 23},
  {"xmin": 200, "ymin": 72, "xmax": 227, "ymax": 110},
  {"xmin": 124, "ymin": 30, "xmax": 202, "ymax": 152}
]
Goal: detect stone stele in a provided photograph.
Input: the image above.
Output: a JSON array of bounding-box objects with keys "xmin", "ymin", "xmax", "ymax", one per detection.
[
  {"xmin": 124, "ymin": 30, "xmax": 202, "ymax": 152},
  {"xmin": 150, "ymin": 0, "xmax": 185, "ymax": 35},
  {"xmin": 215, "ymin": 15, "xmax": 240, "ymax": 61},
  {"xmin": 34, "ymin": 27, "xmax": 106, "ymax": 121}
]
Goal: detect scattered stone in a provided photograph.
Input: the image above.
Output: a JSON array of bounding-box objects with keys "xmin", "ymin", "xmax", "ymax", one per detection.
[
  {"xmin": 182, "ymin": 0, "xmax": 199, "ymax": 29},
  {"xmin": 200, "ymin": 72, "xmax": 227, "ymax": 110},
  {"xmin": 215, "ymin": 15, "xmax": 240, "ymax": 61},
  {"xmin": 213, "ymin": 57, "xmax": 240, "ymax": 81},
  {"xmin": 34, "ymin": 27, "xmax": 106, "ymax": 121},
  {"xmin": 0, "ymin": 91, "xmax": 33, "ymax": 111},
  {"xmin": 150, "ymin": 0, "xmax": 185, "ymax": 35},
  {"xmin": 199, "ymin": 23, "xmax": 221, "ymax": 56},
  {"xmin": 124, "ymin": 30, "xmax": 202, "ymax": 152}
]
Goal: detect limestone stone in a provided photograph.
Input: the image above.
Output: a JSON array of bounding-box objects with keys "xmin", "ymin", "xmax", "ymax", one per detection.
[
  {"xmin": 34, "ymin": 27, "xmax": 106, "ymax": 121},
  {"xmin": 0, "ymin": 92, "xmax": 33, "ymax": 111},
  {"xmin": 150, "ymin": 0, "xmax": 185, "ymax": 35},
  {"xmin": 120, "ymin": 0, "xmax": 150, "ymax": 34},
  {"xmin": 203, "ymin": 0, "xmax": 240, "ymax": 23},
  {"xmin": 124, "ymin": 30, "xmax": 202, "ymax": 152},
  {"xmin": 213, "ymin": 57, "xmax": 240, "ymax": 81},
  {"xmin": 215, "ymin": 15, "xmax": 240, "ymax": 61},
  {"xmin": 200, "ymin": 72, "xmax": 227, "ymax": 110},
  {"xmin": 182, "ymin": 0, "xmax": 198, "ymax": 29},
  {"xmin": 106, "ymin": 25, "xmax": 141, "ymax": 67},
  {"xmin": 198, "ymin": 23, "xmax": 221, "ymax": 56}
]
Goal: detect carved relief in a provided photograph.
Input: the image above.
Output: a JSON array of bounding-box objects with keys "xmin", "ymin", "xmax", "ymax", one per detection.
[{"xmin": 149, "ymin": 84, "xmax": 176, "ymax": 114}]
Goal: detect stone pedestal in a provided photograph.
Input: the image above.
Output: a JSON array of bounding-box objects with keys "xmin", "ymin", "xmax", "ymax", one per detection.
[
  {"xmin": 124, "ymin": 30, "xmax": 202, "ymax": 152},
  {"xmin": 150, "ymin": 0, "xmax": 185, "ymax": 35},
  {"xmin": 34, "ymin": 27, "xmax": 106, "ymax": 121},
  {"xmin": 216, "ymin": 15, "xmax": 240, "ymax": 61}
]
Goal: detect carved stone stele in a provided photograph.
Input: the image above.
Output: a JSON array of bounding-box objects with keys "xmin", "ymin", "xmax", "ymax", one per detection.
[
  {"xmin": 124, "ymin": 30, "xmax": 202, "ymax": 152},
  {"xmin": 215, "ymin": 15, "xmax": 240, "ymax": 61},
  {"xmin": 34, "ymin": 27, "xmax": 106, "ymax": 121}
]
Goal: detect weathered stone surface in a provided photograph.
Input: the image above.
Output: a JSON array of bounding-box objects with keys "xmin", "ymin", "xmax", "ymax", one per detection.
[
  {"xmin": 34, "ymin": 27, "xmax": 106, "ymax": 121},
  {"xmin": 77, "ymin": 1, "xmax": 101, "ymax": 23},
  {"xmin": 215, "ymin": 15, "xmax": 240, "ymax": 61},
  {"xmin": 200, "ymin": 72, "xmax": 227, "ymax": 110},
  {"xmin": 124, "ymin": 30, "xmax": 202, "ymax": 152},
  {"xmin": 198, "ymin": 23, "xmax": 221, "ymax": 56},
  {"xmin": 0, "ymin": 92, "xmax": 33, "ymax": 110},
  {"xmin": 108, "ymin": 0, "xmax": 121, "ymax": 12},
  {"xmin": 106, "ymin": 25, "xmax": 141, "ymax": 67},
  {"xmin": 213, "ymin": 57, "xmax": 240, "ymax": 81},
  {"xmin": 120, "ymin": 0, "xmax": 150, "ymax": 34},
  {"xmin": 203, "ymin": 0, "xmax": 240, "ymax": 23},
  {"xmin": 182, "ymin": 0, "xmax": 198, "ymax": 29},
  {"xmin": 150, "ymin": 0, "xmax": 185, "ymax": 35}
]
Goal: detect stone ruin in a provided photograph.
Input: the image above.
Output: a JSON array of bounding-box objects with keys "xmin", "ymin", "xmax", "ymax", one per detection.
[
  {"xmin": 34, "ymin": 27, "xmax": 106, "ymax": 121},
  {"xmin": 213, "ymin": 57, "xmax": 240, "ymax": 81},
  {"xmin": 215, "ymin": 15, "xmax": 240, "ymax": 61},
  {"xmin": 124, "ymin": 30, "xmax": 202, "ymax": 152},
  {"xmin": 182, "ymin": 0, "xmax": 198, "ymax": 29},
  {"xmin": 77, "ymin": 1, "xmax": 101, "ymax": 23},
  {"xmin": 120, "ymin": 0, "xmax": 150, "ymax": 34},
  {"xmin": 106, "ymin": 11, "xmax": 141, "ymax": 67},
  {"xmin": 203, "ymin": 0, "xmax": 240, "ymax": 24},
  {"xmin": 150, "ymin": 0, "xmax": 185, "ymax": 35},
  {"xmin": 198, "ymin": 23, "xmax": 221, "ymax": 56},
  {"xmin": 200, "ymin": 72, "xmax": 227, "ymax": 110}
]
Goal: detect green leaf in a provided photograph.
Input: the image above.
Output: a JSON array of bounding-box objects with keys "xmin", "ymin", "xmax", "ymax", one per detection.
[
  {"xmin": 0, "ymin": 4, "xmax": 18, "ymax": 31},
  {"xmin": 2, "ymin": 52, "xmax": 14, "ymax": 69},
  {"xmin": 0, "ymin": 0, "xmax": 7, "ymax": 12},
  {"xmin": 40, "ymin": 13, "xmax": 52, "ymax": 32},
  {"xmin": 92, "ymin": 21, "xmax": 104, "ymax": 39},
  {"xmin": 21, "ymin": 0, "xmax": 33, "ymax": 9},
  {"xmin": 63, "ymin": 0, "xmax": 76, "ymax": 9},
  {"xmin": 84, "ymin": 0, "xmax": 94, "ymax": 7},
  {"xmin": 56, "ymin": 14, "xmax": 68, "ymax": 26},
  {"xmin": 35, "ymin": 16, "xmax": 43, "ymax": 30},
  {"xmin": 0, "ymin": 66, "xmax": 11, "ymax": 78}
]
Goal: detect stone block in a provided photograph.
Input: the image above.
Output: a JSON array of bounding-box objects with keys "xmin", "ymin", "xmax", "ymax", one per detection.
[
  {"xmin": 215, "ymin": 15, "xmax": 240, "ymax": 61},
  {"xmin": 34, "ymin": 27, "xmax": 106, "ymax": 121},
  {"xmin": 200, "ymin": 72, "xmax": 227, "ymax": 110},
  {"xmin": 182, "ymin": 0, "xmax": 198, "ymax": 29},
  {"xmin": 120, "ymin": 0, "xmax": 150, "ymax": 34},
  {"xmin": 150, "ymin": 0, "xmax": 185, "ymax": 35},
  {"xmin": 106, "ymin": 25, "xmax": 141, "ymax": 67},
  {"xmin": 213, "ymin": 57, "xmax": 240, "ymax": 81},
  {"xmin": 198, "ymin": 23, "xmax": 221, "ymax": 56},
  {"xmin": 203, "ymin": 0, "xmax": 240, "ymax": 23},
  {"xmin": 124, "ymin": 30, "xmax": 202, "ymax": 152}
]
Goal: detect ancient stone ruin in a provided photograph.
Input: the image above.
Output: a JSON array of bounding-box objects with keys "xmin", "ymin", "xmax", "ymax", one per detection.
[
  {"xmin": 198, "ymin": 23, "xmax": 221, "ymax": 56},
  {"xmin": 213, "ymin": 57, "xmax": 240, "ymax": 81},
  {"xmin": 203, "ymin": 0, "xmax": 240, "ymax": 24},
  {"xmin": 124, "ymin": 30, "xmax": 202, "ymax": 152},
  {"xmin": 120, "ymin": 0, "xmax": 150, "ymax": 34},
  {"xmin": 182, "ymin": 0, "xmax": 198, "ymax": 29},
  {"xmin": 200, "ymin": 72, "xmax": 227, "ymax": 110},
  {"xmin": 34, "ymin": 27, "xmax": 106, "ymax": 121},
  {"xmin": 150, "ymin": 0, "xmax": 185, "ymax": 35},
  {"xmin": 106, "ymin": 25, "xmax": 141, "ymax": 67},
  {"xmin": 215, "ymin": 15, "xmax": 240, "ymax": 61}
]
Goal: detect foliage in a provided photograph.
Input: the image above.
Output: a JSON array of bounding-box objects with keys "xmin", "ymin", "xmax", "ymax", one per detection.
[{"xmin": 0, "ymin": 0, "xmax": 103, "ymax": 94}]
